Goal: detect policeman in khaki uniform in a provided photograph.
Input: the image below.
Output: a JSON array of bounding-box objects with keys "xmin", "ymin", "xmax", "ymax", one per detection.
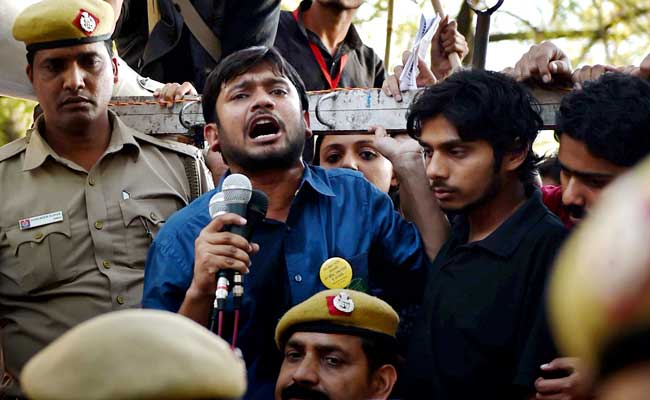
[
  {"xmin": 274, "ymin": 289, "xmax": 400, "ymax": 400},
  {"xmin": 0, "ymin": 0, "xmax": 210, "ymax": 396},
  {"xmin": 21, "ymin": 310, "xmax": 247, "ymax": 400}
]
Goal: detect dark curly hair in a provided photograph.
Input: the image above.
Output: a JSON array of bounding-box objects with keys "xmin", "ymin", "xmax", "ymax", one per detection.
[
  {"xmin": 556, "ymin": 73, "xmax": 650, "ymax": 167},
  {"xmin": 406, "ymin": 69, "xmax": 543, "ymax": 184},
  {"xmin": 202, "ymin": 46, "xmax": 309, "ymax": 125}
]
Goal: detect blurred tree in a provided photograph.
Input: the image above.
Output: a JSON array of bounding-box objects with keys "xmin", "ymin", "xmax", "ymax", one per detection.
[
  {"xmin": 0, "ymin": 97, "xmax": 34, "ymax": 146},
  {"xmin": 490, "ymin": 0, "xmax": 650, "ymax": 65}
]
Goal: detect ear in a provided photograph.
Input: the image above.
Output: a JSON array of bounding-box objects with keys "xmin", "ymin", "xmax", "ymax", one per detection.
[
  {"xmin": 303, "ymin": 110, "xmax": 313, "ymax": 140},
  {"xmin": 501, "ymin": 142, "xmax": 529, "ymax": 173},
  {"xmin": 112, "ymin": 57, "xmax": 119, "ymax": 84},
  {"xmin": 204, "ymin": 122, "xmax": 221, "ymax": 153},
  {"xmin": 26, "ymin": 64, "xmax": 33, "ymax": 84},
  {"xmin": 367, "ymin": 364, "xmax": 397, "ymax": 399}
]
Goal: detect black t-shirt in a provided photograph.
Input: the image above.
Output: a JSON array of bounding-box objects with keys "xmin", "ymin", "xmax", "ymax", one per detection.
[
  {"xmin": 114, "ymin": 0, "xmax": 281, "ymax": 91},
  {"xmin": 273, "ymin": 2, "xmax": 386, "ymax": 91},
  {"xmin": 403, "ymin": 188, "xmax": 567, "ymax": 399}
]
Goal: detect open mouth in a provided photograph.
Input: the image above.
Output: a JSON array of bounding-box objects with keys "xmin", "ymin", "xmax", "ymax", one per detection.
[{"xmin": 247, "ymin": 115, "xmax": 281, "ymax": 142}]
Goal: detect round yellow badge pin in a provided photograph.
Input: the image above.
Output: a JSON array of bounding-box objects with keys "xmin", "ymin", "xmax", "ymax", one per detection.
[{"xmin": 319, "ymin": 257, "xmax": 353, "ymax": 289}]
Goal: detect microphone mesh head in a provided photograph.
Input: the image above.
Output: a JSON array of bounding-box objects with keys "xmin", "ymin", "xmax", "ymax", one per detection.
[
  {"xmin": 222, "ymin": 174, "xmax": 252, "ymax": 204},
  {"xmin": 208, "ymin": 191, "xmax": 229, "ymax": 219}
]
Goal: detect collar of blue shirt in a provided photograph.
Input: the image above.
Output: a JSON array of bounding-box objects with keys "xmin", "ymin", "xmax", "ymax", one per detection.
[{"xmin": 216, "ymin": 162, "xmax": 336, "ymax": 198}]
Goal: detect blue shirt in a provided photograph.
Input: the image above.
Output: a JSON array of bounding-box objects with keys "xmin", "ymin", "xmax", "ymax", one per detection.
[{"xmin": 143, "ymin": 165, "xmax": 428, "ymax": 398}]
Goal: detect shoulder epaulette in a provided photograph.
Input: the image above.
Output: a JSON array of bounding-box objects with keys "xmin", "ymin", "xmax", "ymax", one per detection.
[
  {"xmin": 130, "ymin": 129, "xmax": 201, "ymax": 159},
  {"xmin": 0, "ymin": 136, "xmax": 28, "ymax": 163}
]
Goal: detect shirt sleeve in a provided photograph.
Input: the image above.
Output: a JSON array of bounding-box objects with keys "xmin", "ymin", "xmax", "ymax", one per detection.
[
  {"xmin": 512, "ymin": 221, "xmax": 566, "ymax": 391},
  {"xmin": 514, "ymin": 304, "xmax": 558, "ymax": 391},
  {"xmin": 220, "ymin": 0, "xmax": 281, "ymax": 56},
  {"xmin": 142, "ymin": 234, "xmax": 194, "ymax": 312},
  {"xmin": 368, "ymin": 185, "xmax": 429, "ymax": 302}
]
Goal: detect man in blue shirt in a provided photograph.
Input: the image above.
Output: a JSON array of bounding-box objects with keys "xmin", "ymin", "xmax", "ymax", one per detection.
[{"xmin": 143, "ymin": 46, "xmax": 439, "ymax": 399}]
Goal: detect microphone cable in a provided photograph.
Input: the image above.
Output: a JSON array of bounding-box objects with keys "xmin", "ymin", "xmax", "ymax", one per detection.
[
  {"xmin": 231, "ymin": 272, "xmax": 244, "ymax": 349},
  {"xmin": 209, "ymin": 271, "xmax": 230, "ymax": 337}
]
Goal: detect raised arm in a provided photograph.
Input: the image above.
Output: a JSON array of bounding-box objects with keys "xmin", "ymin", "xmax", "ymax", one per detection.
[{"xmin": 372, "ymin": 126, "xmax": 449, "ymax": 261}]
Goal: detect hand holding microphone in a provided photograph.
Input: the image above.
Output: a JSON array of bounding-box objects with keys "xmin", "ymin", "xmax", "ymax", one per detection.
[
  {"xmin": 190, "ymin": 210, "xmax": 258, "ymax": 298},
  {"xmin": 189, "ymin": 174, "xmax": 262, "ymax": 300},
  {"xmin": 189, "ymin": 173, "xmax": 269, "ymax": 342}
]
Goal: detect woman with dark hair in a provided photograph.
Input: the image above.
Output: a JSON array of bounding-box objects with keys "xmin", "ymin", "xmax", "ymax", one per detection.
[{"xmin": 314, "ymin": 133, "xmax": 401, "ymax": 208}]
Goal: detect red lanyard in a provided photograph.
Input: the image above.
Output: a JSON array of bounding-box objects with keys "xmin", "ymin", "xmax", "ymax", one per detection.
[{"xmin": 293, "ymin": 9, "xmax": 349, "ymax": 89}]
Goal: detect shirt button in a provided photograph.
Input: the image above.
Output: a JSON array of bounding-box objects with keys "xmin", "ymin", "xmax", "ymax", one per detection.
[
  {"xmin": 149, "ymin": 212, "xmax": 158, "ymax": 222},
  {"xmin": 294, "ymin": 274, "xmax": 303, "ymax": 283},
  {"xmin": 94, "ymin": 220, "xmax": 104, "ymax": 230},
  {"xmin": 116, "ymin": 295, "xmax": 125, "ymax": 305},
  {"xmin": 102, "ymin": 260, "xmax": 111, "ymax": 269},
  {"xmin": 34, "ymin": 232, "xmax": 44, "ymax": 240},
  {"xmin": 88, "ymin": 177, "xmax": 96, "ymax": 186}
]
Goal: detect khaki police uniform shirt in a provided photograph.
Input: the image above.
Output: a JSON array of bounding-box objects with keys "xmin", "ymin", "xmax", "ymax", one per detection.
[{"xmin": 0, "ymin": 111, "xmax": 204, "ymax": 396}]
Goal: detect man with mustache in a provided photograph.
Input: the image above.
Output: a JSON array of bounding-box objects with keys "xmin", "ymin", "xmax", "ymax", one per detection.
[
  {"xmin": 274, "ymin": 289, "xmax": 399, "ymax": 400},
  {"xmin": 509, "ymin": 44, "xmax": 650, "ymax": 400},
  {"xmin": 143, "ymin": 46, "xmax": 443, "ymax": 399},
  {"xmin": 544, "ymin": 73, "xmax": 650, "ymax": 228},
  {"xmin": 510, "ymin": 43, "xmax": 650, "ymax": 229},
  {"xmin": 0, "ymin": 0, "xmax": 210, "ymax": 396},
  {"xmin": 401, "ymin": 70, "xmax": 568, "ymax": 399}
]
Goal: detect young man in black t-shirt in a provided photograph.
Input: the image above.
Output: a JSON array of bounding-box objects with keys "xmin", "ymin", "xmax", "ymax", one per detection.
[{"xmin": 402, "ymin": 70, "xmax": 567, "ymax": 399}]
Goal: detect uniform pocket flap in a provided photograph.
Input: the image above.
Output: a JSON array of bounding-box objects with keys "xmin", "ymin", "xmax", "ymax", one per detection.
[
  {"xmin": 118, "ymin": 197, "xmax": 182, "ymax": 227},
  {"xmin": 6, "ymin": 218, "xmax": 71, "ymax": 256}
]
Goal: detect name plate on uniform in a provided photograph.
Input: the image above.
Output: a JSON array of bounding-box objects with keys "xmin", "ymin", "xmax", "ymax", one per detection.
[{"xmin": 19, "ymin": 211, "xmax": 64, "ymax": 230}]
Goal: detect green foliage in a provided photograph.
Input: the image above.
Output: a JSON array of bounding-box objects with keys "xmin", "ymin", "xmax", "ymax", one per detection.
[
  {"xmin": 0, "ymin": 97, "xmax": 35, "ymax": 146},
  {"xmin": 339, "ymin": 0, "xmax": 648, "ymax": 68},
  {"xmin": 490, "ymin": 0, "xmax": 650, "ymax": 65}
]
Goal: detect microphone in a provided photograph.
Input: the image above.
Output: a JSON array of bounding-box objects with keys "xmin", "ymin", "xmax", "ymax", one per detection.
[
  {"xmin": 238, "ymin": 189, "xmax": 269, "ymax": 241},
  {"xmin": 208, "ymin": 175, "xmax": 269, "ymax": 242},
  {"xmin": 209, "ymin": 173, "xmax": 253, "ymax": 224},
  {"xmin": 207, "ymin": 174, "xmax": 252, "ymax": 333},
  {"xmin": 206, "ymin": 174, "xmax": 269, "ymax": 341}
]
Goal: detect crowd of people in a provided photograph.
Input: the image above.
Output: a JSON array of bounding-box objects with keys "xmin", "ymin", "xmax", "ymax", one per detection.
[{"xmin": 1, "ymin": 0, "xmax": 650, "ymax": 399}]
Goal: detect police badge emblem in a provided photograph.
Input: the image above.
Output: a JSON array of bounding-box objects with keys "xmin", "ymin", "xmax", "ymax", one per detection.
[
  {"xmin": 332, "ymin": 292, "xmax": 355, "ymax": 314},
  {"xmin": 73, "ymin": 9, "xmax": 99, "ymax": 36}
]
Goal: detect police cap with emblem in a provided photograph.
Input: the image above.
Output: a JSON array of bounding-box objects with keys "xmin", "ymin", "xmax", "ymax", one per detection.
[
  {"xmin": 12, "ymin": 0, "xmax": 113, "ymax": 54},
  {"xmin": 275, "ymin": 289, "xmax": 399, "ymax": 349},
  {"xmin": 21, "ymin": 309, "xmax": 247, "ymax": 400}
]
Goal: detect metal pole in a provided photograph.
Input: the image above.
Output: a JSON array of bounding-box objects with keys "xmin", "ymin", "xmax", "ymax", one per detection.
[{"xmin": 472, "ymin": 13, "xmax": 490, "ymax": 70}]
